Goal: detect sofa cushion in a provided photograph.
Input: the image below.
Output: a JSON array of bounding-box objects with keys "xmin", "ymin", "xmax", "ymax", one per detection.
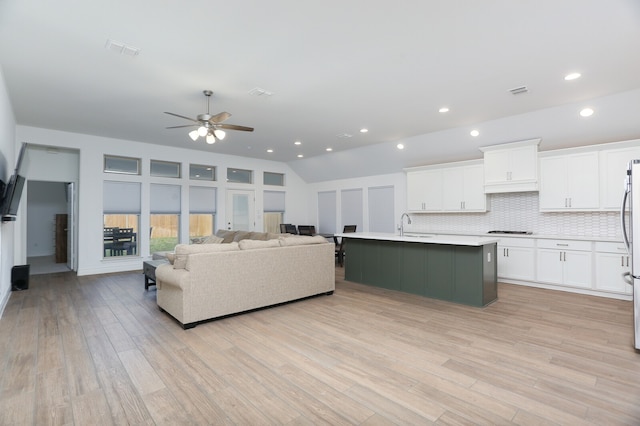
[
  {"xmin": 239, "ymin": 239, "xmax": 281, "ymax": 250},
  {"xmin": 279, "ymin": 235, "xmax": 328, "ymax": 247},
  {"xmin": 173, "ymin": 242, "xmax": 240, "ymax": 269}
]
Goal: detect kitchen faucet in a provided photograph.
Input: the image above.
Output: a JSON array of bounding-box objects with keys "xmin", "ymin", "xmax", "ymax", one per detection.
[{"xmin": 400, "ymin": 213, "xmax": 412, "ymax": 236}]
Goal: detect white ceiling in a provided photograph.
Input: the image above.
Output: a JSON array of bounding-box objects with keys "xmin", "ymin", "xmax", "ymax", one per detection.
[{"xmin": 1, "ymin": 0, "xmax": 640, "ymax": 175}]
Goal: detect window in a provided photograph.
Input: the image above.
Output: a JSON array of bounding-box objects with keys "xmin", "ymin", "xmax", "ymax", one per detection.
[
  {"xmin": 368, "ymin": 186, "xmax": 395, "ymax": 233},
  {"xmin": 263, "ymin": 190, "xmax": 285, "ymax": 233},
  {"xmin": 150, "ymin": 160, "xmax": 181, "ymax": 178},
  {"xmin": 189, "ymin": 186, "xmax": 216, "ymax": 241},
  {"xmin": 103, "ymin": 181, "xmax": 141, "ymax": 258},
  {"xmin": 263, "ymin": 171, "xmax": 285, "ymax": 186},
  {"xmin": 227, "ymin": 167, "xmax": 252, "ymax": 184},
  {"xmin": 341, "ymin": 188, "xmax": 363, "ymax": 233},
  {"xmin": 317, "ymin": 191, "xmax": 337, "ymax": 234},
  {"xmin": 150, "ymin": 184, "xmax": 181, "ymax": 253},
  {"xmin": 104, "ymin": 155, "xmax": 140, "ymax": 175},
  {"xmin": 190, "ymin": 164, "xmax": 216, "ymax": 181}
]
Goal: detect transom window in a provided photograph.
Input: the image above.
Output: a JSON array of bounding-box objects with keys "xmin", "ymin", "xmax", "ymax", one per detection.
[{"xmin": 104, "ymin": 155, "xmax": 140, "ymax": 175}]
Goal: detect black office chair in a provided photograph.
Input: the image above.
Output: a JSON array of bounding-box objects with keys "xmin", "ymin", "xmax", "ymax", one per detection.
[
  {"xmin": 297, "ymin": 225, "xmax": 316, "ymax": 236},
  {"xmin": 335, "ymin": 225, "xmax": 356, "ymax": 266}
]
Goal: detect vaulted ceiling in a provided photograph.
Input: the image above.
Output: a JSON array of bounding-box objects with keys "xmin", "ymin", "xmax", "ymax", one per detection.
[{"xmin": 1, "ymin": 0, "xmax": 640, "ymax": 179}]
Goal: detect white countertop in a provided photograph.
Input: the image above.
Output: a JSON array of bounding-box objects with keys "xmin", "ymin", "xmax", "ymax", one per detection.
[
  {"xmin": 334, "ymin": 232, "xmax": 500, "ymax": 247},
  {"xmin": 396, "ymin": 230, "xmax": 624, "ymax": 243}
]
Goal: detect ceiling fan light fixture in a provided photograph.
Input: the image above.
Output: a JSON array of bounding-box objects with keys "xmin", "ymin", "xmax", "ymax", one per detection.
[
  {"xmin": 198, "ymin": 126, "xmax": 208, "ymax": 137},
  {"xmin": 213, "ymin": 129, "xmax": 226, "ymax": 140},
  {"xmin": 206, "ymin": 133, "xmax": 216, "ymax": 144},
  {"xmin": 188, "ymin": 130, "xmax": 199, "ymax": 141}
]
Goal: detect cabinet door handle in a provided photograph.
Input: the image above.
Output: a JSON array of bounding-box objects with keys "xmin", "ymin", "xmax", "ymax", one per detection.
[
  {"xmin": 627, "ymin": 256, "xmax": 630, "ymax": 267},
  {"xmin": 568, "ymin": 198, "xmax": 572, "ymax": 208},
  {"xmin": 560, "ymin": 252, "xmax": 563, "ymax": 261},
  {"xmin": 563, "ymin": 252, "xmax": 567, "ymax": 262}
]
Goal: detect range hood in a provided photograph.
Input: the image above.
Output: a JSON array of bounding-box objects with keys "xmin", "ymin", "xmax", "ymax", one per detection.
[{"xmin": 479, "ymin": 138, "xmax": 540, "ymax": 194}]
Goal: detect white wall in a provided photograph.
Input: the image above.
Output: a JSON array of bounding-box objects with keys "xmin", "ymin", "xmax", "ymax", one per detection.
[
  {"xmin": 0, "ymin": 66, "xmax": 17, "ymax": 315},
  {"xmin": 15, "ymin": 125, "xmax": 310, "ymax": 276},
  {"xmin": 26, "ymin": 181, "xmax": 68, "ymax": 257}
]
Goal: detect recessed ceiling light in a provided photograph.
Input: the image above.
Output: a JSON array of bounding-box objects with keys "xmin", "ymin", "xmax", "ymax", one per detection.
[
  {"xmin": 360, "ymin": 128, "xmax": 368, "ymax": 133},
  {"xmin": 439, "ymin": 107, "xmax": 450, "ymax": 113},
  {"xmin": 397, "ymin": 143, "xmax": 405, "ymax": 150},
  {"xmin": 267, "ymin": 149, "xmax": 273, "ymax": 153},
  {"xmin": 470, "ymin": 130, "xmax": 480, "ymax": 137},
  {"xmin": 580, "ymin": 108, "xmax": 594, "ymax": 117},
  {"xmin": 565, "ymin": 72, "xmax": 581, "ymax": 81},
  {"xmin": 326, "ymin": 147, "xmax": 333, "ymax": 152},
  {"xmin": 294, "ymin": 141, "xmax": 302, "ymax": 145},
  {"xmin": 297, "ymin": 154, "xmax": 304, "ymax": 158}
]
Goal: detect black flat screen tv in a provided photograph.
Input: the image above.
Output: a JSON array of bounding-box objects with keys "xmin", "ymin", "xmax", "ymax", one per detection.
[
  {"xmin": 1, "ymin": 142, "xmax": 27, "ymax": 222},
  {"xmin": 1, "ymin": 174, "xmax": 25, "ymax": 220}
]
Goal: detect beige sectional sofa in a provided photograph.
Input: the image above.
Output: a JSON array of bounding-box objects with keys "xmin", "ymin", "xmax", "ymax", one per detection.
[{"xmin": 155, "ymin": 234, "xmax": 335, "ymax": 329}]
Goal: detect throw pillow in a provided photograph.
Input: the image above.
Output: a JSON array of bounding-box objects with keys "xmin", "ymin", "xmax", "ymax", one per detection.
[
  {"xmin": 232, "ymin": 231, "xmax": 252, "ymax": 242},
  {"xmin": 202, "ymin": 234, "xmax": 224, "ymax": 244},
  {"xmin": 215, "ymin": 229, "xmax": 237, "ymax": 243},
  {"xmin": 166, "ymin": 252, "xmax": 176, "ymax": 265}
]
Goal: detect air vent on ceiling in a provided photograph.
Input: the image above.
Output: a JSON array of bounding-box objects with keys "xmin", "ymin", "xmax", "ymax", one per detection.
[
  {"xmin": 105, "ymin": 39, "xmax": 140, "ymax": 57},
  {"xmin": 509, "ymin": 85, "xmax": 529, "ymax": 95},
  {"xmin": 248, "ymin": 87, "xmax": 274, "ymax": 96},
  {"xmin": 337, "ymin": 133, "xmax": 353, "ymax": 139}
]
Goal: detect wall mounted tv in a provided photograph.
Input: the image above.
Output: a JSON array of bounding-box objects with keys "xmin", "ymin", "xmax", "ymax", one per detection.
[
  {"xmin": 1, "ymin": 142, "xmax": 28, "ymax": 222},
  {"xmin": 1, "ymin": 174, "xmax": 25, "ymax": 221}
]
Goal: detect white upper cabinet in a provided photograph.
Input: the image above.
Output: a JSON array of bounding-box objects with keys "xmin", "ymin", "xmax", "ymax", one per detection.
[
  {"xmin": 405, "ymin": 161, "xmax": 486, "ymax": 213},
  {"xmin": 479, "ymin": 139, "xmax": 540, "ymax": 193},
  {"xmin": 539, "ymin": 152, "xmax": 599, "ymax": 211},
  {"xmin": 406, "ymin": 169, "xmax": 442, "ymax": 212},
  {"xmin": 441, "ymin": 164, "xmax": 486, "ymax": 211},
  {"xmin": 600, "ymin": 145, "xmax": 640, "ymax": 210}
]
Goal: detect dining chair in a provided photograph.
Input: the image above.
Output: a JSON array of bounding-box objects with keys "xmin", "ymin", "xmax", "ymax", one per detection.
[
  {"xmin": 297, "ymin": 225, "xmax": 316, "ymax": 236},
  {"xmin": 280, "ymin": 223, "xmax": 298, "ymax": 234},
  {"xmin": 335, "ymin": 225, "xmax": 356, "ymax": 266}
]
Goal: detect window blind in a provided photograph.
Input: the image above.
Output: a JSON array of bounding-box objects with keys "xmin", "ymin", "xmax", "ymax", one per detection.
[
  {"xmin": 189, "ymin": 186, "xmax": 216, "ymax": 213},
  {"xmin": 103, "ymin": 181, "xmax": 141, "ymax": 213},
  {"xmin": 264, "ymin": 190, "xmax": 285, "ymax": 212},
  {"xmin": 150, "ymin": 184, "xmax": 181, "ymax": 214}
]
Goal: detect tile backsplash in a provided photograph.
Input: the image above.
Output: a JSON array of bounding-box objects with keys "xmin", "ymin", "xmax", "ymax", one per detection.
[{"xmin": 407, "ymin": 192, "xmax": 622, "ymax": 238}]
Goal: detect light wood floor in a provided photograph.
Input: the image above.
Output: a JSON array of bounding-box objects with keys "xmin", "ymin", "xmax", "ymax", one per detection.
[{"xmin": 1, "ymin": 268, "xmax": 639, "ymax": 425}]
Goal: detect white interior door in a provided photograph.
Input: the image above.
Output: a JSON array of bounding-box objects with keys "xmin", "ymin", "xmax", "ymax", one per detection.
[{"xmin": 226, "ymin": 189, "xmax": 255, "ymax": 231}]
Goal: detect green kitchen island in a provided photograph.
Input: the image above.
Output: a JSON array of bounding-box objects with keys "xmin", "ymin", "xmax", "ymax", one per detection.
[{"xmin": 334, "ymin": 232, "xmax": 499, "ymax": 307}]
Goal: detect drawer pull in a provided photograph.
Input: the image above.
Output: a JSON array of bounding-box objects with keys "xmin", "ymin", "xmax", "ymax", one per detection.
[{"xmin": 556, "ymin": 243, "xmax": 569, "ymax": 247}]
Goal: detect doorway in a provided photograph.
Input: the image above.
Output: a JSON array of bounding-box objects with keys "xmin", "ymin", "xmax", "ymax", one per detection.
[
  {"xmin": 26, "ymin": 180, "xmax": 76, "ymax": 274},
  {"xmin": 225, "ymin": 189, "xmax": 255, "ymax": 231}
]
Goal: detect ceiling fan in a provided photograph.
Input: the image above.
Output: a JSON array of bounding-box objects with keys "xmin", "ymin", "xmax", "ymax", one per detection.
[{"xmin": 164, "ymin": 90, "xmax": 254, "ymax": 144}]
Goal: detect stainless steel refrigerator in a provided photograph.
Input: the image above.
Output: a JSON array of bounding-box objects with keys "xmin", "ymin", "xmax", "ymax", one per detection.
[{"xmin": 621, "ymin": 159, "xmax": 640, "ymax": 351}]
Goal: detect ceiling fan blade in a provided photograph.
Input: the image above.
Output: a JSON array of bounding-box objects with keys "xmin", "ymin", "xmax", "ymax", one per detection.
[
  {"xmin": 218, "ymin": 123, "xmax": 254, "ymax": 132},
  {"xmin": 209, "ymin": 112, "xmax": 231, "ymax": 124},
  {"xmin": 166, "ymin": 124, "xmax": 198, "ymax": 129},
  {"xmin": 164, "ymin": 111, "xmax": 198, "ymax": 123}
]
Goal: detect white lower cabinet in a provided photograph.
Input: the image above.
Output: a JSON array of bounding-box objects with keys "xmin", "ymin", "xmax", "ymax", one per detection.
[
  {"xmin": 594, "ymin": 242, "xmax": 633, "ymax": 294},
  {"xmin": 497, "ymin": 238, "xmax": 535, "ymax": 281},
  {"xmin": 536, "ymin": 239, "xmax": 592, "ymax": 288}
]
